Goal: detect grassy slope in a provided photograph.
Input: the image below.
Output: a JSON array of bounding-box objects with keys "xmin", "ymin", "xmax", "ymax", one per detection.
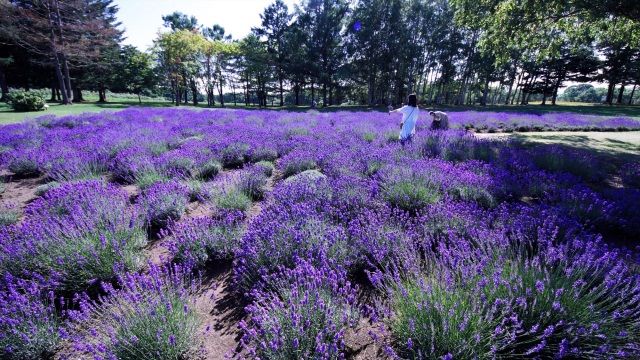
[{"xmin": 1, "ymin": 97, "xmax": 639, "ymax": 125}]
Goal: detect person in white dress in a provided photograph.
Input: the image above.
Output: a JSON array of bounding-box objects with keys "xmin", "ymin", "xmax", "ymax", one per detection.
[{"xmin": 389, "ymin": 93, "xmax": 419, "ymax": 144}]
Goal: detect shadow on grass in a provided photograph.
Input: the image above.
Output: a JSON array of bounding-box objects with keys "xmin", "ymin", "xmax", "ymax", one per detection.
[{"xmin": 509, "ymin": 133, "xmax": 640, "ymax": 167}]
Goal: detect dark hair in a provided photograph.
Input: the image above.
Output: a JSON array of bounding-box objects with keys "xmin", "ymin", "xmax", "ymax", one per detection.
[{"xmin": 408, "ymin": 93, "xmax": 417, "ymax": 107}]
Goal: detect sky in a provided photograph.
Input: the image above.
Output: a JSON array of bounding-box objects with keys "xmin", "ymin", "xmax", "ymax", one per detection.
[{"xmin": 111, "ymin": 0, "xmax": 299, "ymax": 51}]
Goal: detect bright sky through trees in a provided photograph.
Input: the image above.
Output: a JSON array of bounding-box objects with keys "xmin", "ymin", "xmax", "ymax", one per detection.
[{"xmin": 112, "ymin": 0, "xmax": 298, "ymax": 50}]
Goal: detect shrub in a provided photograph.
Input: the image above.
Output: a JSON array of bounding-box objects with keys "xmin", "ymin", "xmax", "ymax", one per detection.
[
  {"xmin": 214, "ymin": 188, "xmax": 251, "ymax": 212},
  {"xmin": 254, "ymin": 160, "xmax": 274, "ymax": 177},
  {"xmin": 382, "ymin": 218, "xmax": 640, "ymax": 359},
  {"xmin": 196, "ymin": 158, "xmax": 222, "ymax": 180},
  {"xmin": 239, "ymin": 263, "xmax": 360, "ymax": 360},
  {"xmin": 7, "ymin": 89, "xmax": 48, "ymax": 111},
  {"xmin": 135, "ymin": 171, "xmax": 171, "ymax": 190},
  {"xmin": 237, "ymin": 166, "xmax": 269, "ymax": 201},
  {"xmin": 166, "ymin": 210, "xmax": 244, "ymax": 268},
  {"xmin": 620, "ymin": 162, "xmax": 640, "ymax": 189},
  {"xmin": 180, "ymin": 179, "xmax": 205, "ymax": 201},
  {"xmin": 110, "ymin": 146, "xmax": 157, "ymax": 184},
  {"xmin": 280, "ymin": 150, "xmax": 317, "ymax": 178},
  {"xmin": 34, "ymin": 181, "xmax": 60, "ymax": 197},
  {"xmin": 67, "ymin": 264, "xmax": 203, "ymax": 360},
  {"xmin": 381, "ymin": 166, "xmax": 442, "ymax": 214},
  {"xmin": 157, "ymin": 153, "xmax": 197, "ymax": 179},
  {"xmin": 0, "ymin": 276, "xmax": 62, "ymax": 359},
  {"xmin": 249, "ymin": 147, "xmax": 278, "ymax": 163},
  {"xmin": 235, "ymin": 206, "xmax": 350, "ymax": 293},
  {"xmin": 6, "ymin": 149, "xmax": 42, "ymax": 176},
  {"xmin": 220, "ymin": 143, "xmax": 249, "ymax": 168},
  {"xmin": 138, "ymin": 181, "xmax": 190, "ymax": 227},
  {"xmin": 0, "ymin": 201, "xmax": 19, "ymax": 227},
  {"xmin": 46, "ymin": 153, "xmax": 108, "ymax": 182},
  {"xmin": 2, "ymin": 181, "xmax": 147, "ymax": 294}
]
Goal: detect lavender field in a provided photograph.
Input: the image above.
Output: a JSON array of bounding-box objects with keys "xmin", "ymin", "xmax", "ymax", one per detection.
[{"xmin": 1, "ymin": 108, "xmax": 639, "ymax": 359}]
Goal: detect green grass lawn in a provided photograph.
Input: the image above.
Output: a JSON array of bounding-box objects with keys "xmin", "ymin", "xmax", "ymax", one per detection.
[
  {"xmin": 477, "ymin": 131, "xmax": 640, "ymax": 167},
  {"xmin": 2, "ymin": 97, "xmax": 639, "ymax": 125}
]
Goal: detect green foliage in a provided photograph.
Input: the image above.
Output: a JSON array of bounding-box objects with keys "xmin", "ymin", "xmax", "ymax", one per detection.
[
  {"xmin": 170, "ymin": 215, "xmax": 243, "ymax": 267},
  {"xmin": 81, "ymin": 265, "xmax": 202, "ymax": 360},
  {"xmin": 7, "ymin": 89, "xmax": 48, "ymax": 112},
  {"xmin": 196, "ymin": 159, "xmax": 221, "ymax": 180},
  {"xmin": 0, "ymin": 208, "xmax": 19, "ymax": 227},
  {"xmin": 560, "ymin": 84, "xmax": 606, "ymax": 103},
  {"xmin": 214, "ymin": 189, "xmax": 251, "ymax": 212},
  {"xmin": 283, "ymin": 158, "xmax": 317, "ymax": 178},
  {"xmin": 0, "ymin": 289, "xmax": 61, "ymax": 360},
  {"xmin": 34, "ymin": 182, "xmax": 60, "ymax": 197},
  {"xmin": 180, "ymin": 179, "xmax": 205, "ymax": 201},
  {"xmin": 237, "ymin": 169, "xmax": 269, "ymax": 201},
  {"xmin": 135, "ymin": 171, "xmax": 171, "ymax": 190},
  {"xmin": 249, "ymin": 147, "xmax": 278, "ymax": 163},
  {"xmin": 254, "ymin": 161, "xmax": 275, "ymax": 177},
  {"xmin": 382, "ymin": 168, "xmax": 442, "ymax": 214}
]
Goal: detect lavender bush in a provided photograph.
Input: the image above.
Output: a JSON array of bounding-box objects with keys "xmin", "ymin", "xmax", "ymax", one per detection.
[
  {"xmin": 166, "ymin": 210, "xmax": 244, "ymax": 268},
  {"xmin": 254, "ymin": 160, "xmax": 275, "ymax": 177},
  {"xmin": 0, "ymin": 201, "xmax": 18, "ymax": 227},
  {"xmin": 34, "ymin": 181, "xmax": 60, "ymax": 197},
  {"xmin": 0, "ymin": 107, "xmax": 638, "ymax": 360},
  {"xmin": 240, "ymin": 263, "xmax": 360, "ymax": 360},
  {"xmin": 137, "ymin": 181, "xmax": 190, "ymax": 227},
  {"xmin": 66, "ymin": 263, "xmax": 203, "ymax": 360},
  {"xmin": 280, "ymin": 149, "xmax": 318, "ymax": 178},
  {"xmin": 0, "ymin": 275, "xmax": 62, "ymax": 359},
  {"xmin": 1, "ymin": 181, "xmax": 147, "ymax": 294},
  {"xmin": 237, "ymin": 165, "xmax": 269, "ymax": 201},
  {"xmin": 620, "ymin": 162, "xmax": 640, "ymax": 189}
]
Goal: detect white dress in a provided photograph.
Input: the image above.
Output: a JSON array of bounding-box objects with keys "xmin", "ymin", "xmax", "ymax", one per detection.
[{"xmin": 399, "ymin": 106, "xmax": 419, "ymax": 140}]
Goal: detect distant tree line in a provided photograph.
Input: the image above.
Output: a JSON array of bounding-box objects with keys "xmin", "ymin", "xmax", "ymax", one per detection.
[{"xmin": 1, "ymin": 0, "xmax": 639, "ymax": 107}]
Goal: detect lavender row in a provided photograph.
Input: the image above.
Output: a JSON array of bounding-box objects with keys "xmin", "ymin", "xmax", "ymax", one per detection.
[{"xmin": 0, "ymin": 107, "xmax": 638, "ymax": 359}]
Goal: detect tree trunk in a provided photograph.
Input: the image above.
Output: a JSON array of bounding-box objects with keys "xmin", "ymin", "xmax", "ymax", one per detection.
[
  {"xmin": 52, "ymin": 53, "xmax": 69, "ymax": 104},
  {"xmin": 481, "ymin": 76, "xmax": 489, "ymax": 106},
  {"xmin": 174, "ymin": 76, "xmax": 180, "ymax": 106},
  {"xmin": 0, "ymin": 66, "xmax": 8, "ymax": 102},
  {"xmin": 279, "ymin": 70, "xmax": 284, "ymax": 107},
  {"xmin": 191, "ymin": 78, "xmax": 198, "ymax": 106},
  {"xmin": 616, "ymin": 83, "xmax": 625, "ymax": 104},
  {"xmin": 52, "ymin": 0, "xmax": 72, "ymax": 103},
  {"xmin": 322, "ymin": 82, "xmax": 327, "ymax": 107},
  {"xmin": 60, "ymin": 53, "xmax": 72, "ymax": 101},
  {"xmin": 138, "ymin": 92, "xmax": 141, "ymax": 104},
  {"xmin": 329, "ymin": 81, "xmax": 333, "ymax": 106},
  {"xmin": 311, "ymin": 82, "xmax": 315, "ymax": 107},
  {"xmin": 233, "ymin": 85, "xmax": 237, "ymax": 106},
  {"xmin": 47, "ymin": 5, "xmax": 70, "ymax": 104},
  {"xmin": 294, "ymin": 82, "xmax": 300, "ymax": 106},
  {"xmin": 605, "ymin": 80, "xmax": 615, "ymax": 105},
  {"xmin": 98, "ymin": 85, "xmax": 106, "ymax": 102},
  {"xmin": 218, "ymin": 80, "xmax": 224, "ymax": 107},
  {"xmin": 628, "ymin": 81, "xmax": 638, "ymax": 105}
]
